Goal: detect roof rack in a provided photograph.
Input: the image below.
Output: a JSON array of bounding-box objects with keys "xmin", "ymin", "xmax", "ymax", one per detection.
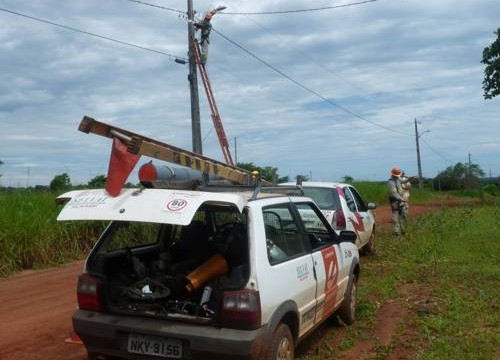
[{"xmin": 79, "ymin": 116, "xmax": 272, "ymax": 196}]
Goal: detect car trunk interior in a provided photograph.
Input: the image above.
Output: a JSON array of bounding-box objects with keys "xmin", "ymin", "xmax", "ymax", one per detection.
[{"xmin": 86, "ymin": 204, "xmax": 249, "ymax": 324}]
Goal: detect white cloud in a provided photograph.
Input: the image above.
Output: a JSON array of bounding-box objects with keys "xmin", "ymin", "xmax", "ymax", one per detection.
[{"xmin": 1, "ymin": 0, "xmax": 499, "ymax": 187}]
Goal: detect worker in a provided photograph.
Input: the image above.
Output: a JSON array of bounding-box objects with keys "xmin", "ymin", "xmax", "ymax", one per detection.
[
  {"xmin": 387, "ymin": 167, "xmax": 407, "ymax": 235},
  {"xmin": 400, "ymin": 171, "xmax": 411, "ymax": 222},
  {"xmin": 194, "ymin": 12, "xmax": 213, "ymax": 64},
  {"xmin": 400, "ymin": 171, "xmax": 412, "ymax": 202}
]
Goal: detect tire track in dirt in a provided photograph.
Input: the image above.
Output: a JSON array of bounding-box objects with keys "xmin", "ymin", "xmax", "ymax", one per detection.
[{"xmin": 0, "ymin": 261, "xmax": 87, "ymax": 360}]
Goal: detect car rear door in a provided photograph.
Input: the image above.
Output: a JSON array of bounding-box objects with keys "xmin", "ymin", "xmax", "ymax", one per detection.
[
  {"xmin": 254, "ymin": 199, "xmax": 318, "ymax": 337},
  {"xmin": 293, "ymin": 202, "xmax": 344, "ymax": 325}
]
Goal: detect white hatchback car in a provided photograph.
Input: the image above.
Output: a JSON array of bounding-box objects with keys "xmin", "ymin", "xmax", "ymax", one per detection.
[
  {"xmin": 57, "ymin": 186, "xmax": 360, "ymax": 360},
  {"xmin": 281, "ymin": 182, "xmax": 377, "ymax": 253}
]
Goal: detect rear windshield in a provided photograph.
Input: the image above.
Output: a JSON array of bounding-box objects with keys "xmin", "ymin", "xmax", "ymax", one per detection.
[{"xmin": 302, "ymin": 187, "xmax": 341, "ymax": 211}]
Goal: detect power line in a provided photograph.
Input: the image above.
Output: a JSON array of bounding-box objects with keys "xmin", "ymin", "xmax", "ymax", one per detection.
[
  {"xmin": 0, "ymin": 6, "xmax": 187, "ymax": 62},
  {"xmin": 212, "ymin": 27, "xmax": 409, "ymax": 136},
  {"xmin": 221, "ymin": 0, "xmax": 378, "ymax": 15},
  {"xmin": 119, "ymin": 0, "xmax": 184, "ymax": 15},
  {"xmin": 117, "ymin": 0, "xmax": 406, "ymax": 135},
  {"xmin": 421, "ymin": 138, "xmax": 454, "ymax": 164}
]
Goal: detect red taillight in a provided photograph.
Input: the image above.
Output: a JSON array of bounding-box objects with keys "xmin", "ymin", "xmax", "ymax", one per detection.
[
  {"xmin": 77, "ymin": 273, "xmax": 102, "ymax": 311},
  {"xmin": 335, "ymin": 210, "xmax": 346, "ymax": 230},
  {"xmin": 220, "ymin": 290, "xmax": 261, "ymax": 330}
]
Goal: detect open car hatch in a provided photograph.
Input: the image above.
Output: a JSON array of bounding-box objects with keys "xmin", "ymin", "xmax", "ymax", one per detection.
[{"xmin": 57, "ymin": 188, "xmax": 245, "ymax": 225}]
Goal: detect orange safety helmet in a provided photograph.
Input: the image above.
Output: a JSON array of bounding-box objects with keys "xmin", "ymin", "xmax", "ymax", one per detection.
[{"xmin": 390, "ymin": 167, "xmax": 402, "ymax": 177}]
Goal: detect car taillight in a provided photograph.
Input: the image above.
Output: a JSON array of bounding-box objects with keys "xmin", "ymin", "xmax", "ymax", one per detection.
[
  {"xmin": 335, "ymin": 210, "xmax": 346, "ymax": 230},
  {"xmin": 220, "ymin": 290, "xmax": 261, "ymax": 330},
  {"xmin": 77, "ymin": 273, "xmax": 102, "ymax": 311}
]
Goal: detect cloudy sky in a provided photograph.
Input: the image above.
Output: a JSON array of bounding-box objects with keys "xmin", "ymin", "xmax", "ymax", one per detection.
[{"xmin": 1, "ymin": 0, "xmax": 499, "ymax": 187}]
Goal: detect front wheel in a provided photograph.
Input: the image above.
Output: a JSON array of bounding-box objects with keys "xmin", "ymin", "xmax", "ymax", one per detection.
[
  {"xmin": 265, "ymin": 323, "xmax": 294, "ymax": 360},
  {"xmin": 337, "ymin": 274, "xmax": 357, "ymax": 325}
]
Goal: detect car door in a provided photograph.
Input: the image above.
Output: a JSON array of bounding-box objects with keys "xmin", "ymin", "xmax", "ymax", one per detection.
[
  {"xmin": 344, "ymin": 186, "xmax": 373, "ymax": 247},
  {"xmin": 256, "ymin": 200, "xmax": 318, "ymax": 338},
  {"xmin": 293, "ymin": 202, "xmax": 344, "ymax": 325}
]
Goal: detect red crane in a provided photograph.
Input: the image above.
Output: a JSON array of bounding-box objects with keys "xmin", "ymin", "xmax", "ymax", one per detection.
[{"xmin": 192, "ymin": 7, "xmax": 234, "ymax": 166}]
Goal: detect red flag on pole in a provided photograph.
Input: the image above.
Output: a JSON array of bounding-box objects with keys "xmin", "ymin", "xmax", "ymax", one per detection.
[{"xmin": 106, "ymin": 137, "xmax": 140, "ymax": 196}]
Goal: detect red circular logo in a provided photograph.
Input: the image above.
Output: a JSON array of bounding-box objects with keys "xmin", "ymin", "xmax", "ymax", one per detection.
[{"xmin": 166, "ymin": 199, "xmax": 188, "ymax": 211}]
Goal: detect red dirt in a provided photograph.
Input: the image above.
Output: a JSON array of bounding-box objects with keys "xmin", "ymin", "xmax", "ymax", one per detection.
[
  {"xmin": 0, "ymin": 199, "xmax": 476, "ymax": 360},
  {"xmin": 0, "ymin": 261, "xmax": 87, "ymax": 360}
]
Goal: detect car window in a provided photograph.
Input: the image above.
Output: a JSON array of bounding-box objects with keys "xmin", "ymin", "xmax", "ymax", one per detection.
[
  {"xmin": 347, "ymin": 187, "xmax": 368, "ymax": 212},
  {"xmin": 343, "ymin": 187, "xmax": 357, "ymax": 212},
  {"xmin": 295, "ymin": 203, "xmax": 336, "ymax": 250},
  {"xmin": 263, "ymin": 204, "xmax": 307, "ymax": 265},
  {"xmin": 302, "ymin": 187, "xmax": 341, "ymax": 210},
  {"xmin": 105, "ymin": 221, "xmax": 162, "ymax": 251}
]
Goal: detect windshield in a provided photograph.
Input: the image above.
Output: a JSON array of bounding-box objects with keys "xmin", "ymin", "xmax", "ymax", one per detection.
[{"xmin": 302, "ymin": 187, "xmax": 341, "ymax": 211}]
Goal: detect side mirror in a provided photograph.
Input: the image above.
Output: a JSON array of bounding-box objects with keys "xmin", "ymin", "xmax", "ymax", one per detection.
[
  {"xmin": 367, "ymin": 202, "xmax": 377, "ymax": 210},
  {"xmin": 339, "ymin": 230, "xmax": 357, "ymax": 244}
]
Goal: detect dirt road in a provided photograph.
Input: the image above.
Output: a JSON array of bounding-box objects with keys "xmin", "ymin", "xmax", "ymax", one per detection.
[
  {"xmin": 0, "ymin": 261, "xmax": 87, "ymax": 360},
  {"xmin": 0, "ymin": 201, "xmax": 471, "ymax": 360}
]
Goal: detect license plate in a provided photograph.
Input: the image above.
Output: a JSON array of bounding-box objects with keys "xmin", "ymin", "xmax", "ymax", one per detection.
[{"xmin": 128, "ymin": 334, "xmax": 182, "ymax": 358}]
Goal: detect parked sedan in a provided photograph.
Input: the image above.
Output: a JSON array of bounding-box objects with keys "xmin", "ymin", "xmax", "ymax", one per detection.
[{"xmin": 281, "ymin": 181, "xmax": 377, "ymax": 253}]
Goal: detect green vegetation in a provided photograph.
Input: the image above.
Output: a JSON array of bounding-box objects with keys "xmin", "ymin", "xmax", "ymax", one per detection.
[
  {"xmin": 0, "ymin": 190, "xmax": 105, "ymax": 276},
  {"xmin": 482, "ymin": 27, "xmax": 500, "ymax": 99},
  {"xmin": 353, "ymin": 180, "xmax": 435, "ymax": 205},
  {"xmin": 49, "ymin": 172, "xmax": 72, "ymax": 191},
  {"xmin": 298, "ymin": 203, "xmax": 499, "ymax": 359},
  {"xmin": 434, "ymin": 162, "xmax": 485, "ymax": 190}
]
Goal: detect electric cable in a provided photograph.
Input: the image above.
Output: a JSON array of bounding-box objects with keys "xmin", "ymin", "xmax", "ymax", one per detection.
[
  {"xmin": 221, "ymin": 0, "xmax": 378, "ymax": 15},
  {"xmin": 118, "ymin": 0, "xmax": 407, "ymax": 135},
  {"xmin": 119, "ymin": 0, "xmax": 184, "ymax": 15},
  {"xmin": 212, "ymin": 27, "xmax": 409, "ymax": 136},
  {"xmin": 421, "ymin": 138, "xmax": 454, "ymax": 164},
  {"xmin": 0, "ymin": 6, "xmax": 187, "ymax": 62}
]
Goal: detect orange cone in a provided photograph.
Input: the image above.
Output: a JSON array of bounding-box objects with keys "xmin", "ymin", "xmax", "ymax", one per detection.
[{"xmin": 65, "ymin": 331, "xmax": 83, "ymax": 345}]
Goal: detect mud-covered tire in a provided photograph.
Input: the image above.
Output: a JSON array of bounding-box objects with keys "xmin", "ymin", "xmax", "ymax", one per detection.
[
  {"xmin": 362, "ymin": 229, "xmax": 376, "ymax": 255},
  {"xmin": 87, "ymin": 352, "xmax": 121, "ymax": 360},
  {"xmin": 338, "ymin": 274, "xmax": 357, "ymax": 325},
  {"xmin": 265, "ymin": 323, "xmax": 294, "ymax": 360}
]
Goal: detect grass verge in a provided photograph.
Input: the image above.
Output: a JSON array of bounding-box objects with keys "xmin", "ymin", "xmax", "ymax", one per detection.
[{"xmin": 298, "ymin": 203, "xmax": 499, "ymax": 359}]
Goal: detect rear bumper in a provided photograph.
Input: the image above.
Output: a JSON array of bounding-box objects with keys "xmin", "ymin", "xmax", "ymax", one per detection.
[{"xmin": 73, "ymin": 309, "xmax": 267, "ymax": 360}]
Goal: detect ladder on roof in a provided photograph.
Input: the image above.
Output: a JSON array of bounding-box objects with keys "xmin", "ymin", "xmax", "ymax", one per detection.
[
  {"xmin": 193, "ymin": 39, "xmax": 234, "ymax": 166},
  {"xmin": 79, "ymin": 116, "xmax": 268, "ymax": 187}
]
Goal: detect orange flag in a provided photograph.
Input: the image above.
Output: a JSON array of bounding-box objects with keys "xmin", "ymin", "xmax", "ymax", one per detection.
[{"xmin": 106, "ymin": 137, "xmax": 140, "ymax": 196}]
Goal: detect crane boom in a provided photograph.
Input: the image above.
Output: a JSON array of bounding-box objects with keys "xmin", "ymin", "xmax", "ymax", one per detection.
[{"xmin": 193, "ymin": 39, "xmax": 234, "ymax": 166}]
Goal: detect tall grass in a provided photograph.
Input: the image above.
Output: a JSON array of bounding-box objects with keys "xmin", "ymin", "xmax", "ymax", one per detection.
[
  {"xmin": 353, "ymin": 181, "xmax": 436, "ymax": 205},
  {"xmin": 0, "ymin": 190, "xmax": 105, "ymax": 276}
]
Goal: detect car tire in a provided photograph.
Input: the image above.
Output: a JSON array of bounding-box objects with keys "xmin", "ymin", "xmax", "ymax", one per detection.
[
  {"xmin": 363, "ymin": 228, "xmax": 376, "ymax": 255},
  {"xmin": 338, "ymin": 274, "xmax": 357, "ymax": 325},
  {"xmin": 87, "ymin": 352, "xmax": 122, "ymax": 360},
  {"xmin": 265, "ymin": 323, "xmax": 294, "ymax": 360}
]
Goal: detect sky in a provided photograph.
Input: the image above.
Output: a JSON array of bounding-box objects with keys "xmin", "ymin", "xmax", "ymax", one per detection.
[{"xmin": 1, "ymin": 0, "xmax": 499, "ymax": 187}]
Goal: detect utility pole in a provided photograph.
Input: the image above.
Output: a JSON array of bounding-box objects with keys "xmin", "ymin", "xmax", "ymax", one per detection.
[
  {"xmin": 234, "ymin": 137, "xmax": 238, "ymax": 164},
  {"xmin": 187, "ymin": 0, "xmax": 202, "ymax": 154},
  {"xmin": 414, "ymin": 118, "xmax": 424, "ymax": 190},
  {"xmin": 466, "ymin": 152, "xmax": 472, "ymax": 189}
]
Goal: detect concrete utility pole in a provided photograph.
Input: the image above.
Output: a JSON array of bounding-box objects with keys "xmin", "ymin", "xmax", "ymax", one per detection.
[
  {"xmin": 187, "ymin": 0, "xmax": 202, "ymax": 154},
  {"xmin": 467, "ymin": 152, "xmax": 472, "ymax": 189},
  {"xmin": 414, "ymin": 118, "xmax": 429, "ymax": 190}
]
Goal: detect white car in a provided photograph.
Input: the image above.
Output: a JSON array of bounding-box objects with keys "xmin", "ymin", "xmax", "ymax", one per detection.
[
  {"xmin": 281, "ymin": 181, "xmax": 377, "ymax": 254},
  {"xmin": 57, "ymin": 186, "xmax": 360, "ymax": 360}
]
